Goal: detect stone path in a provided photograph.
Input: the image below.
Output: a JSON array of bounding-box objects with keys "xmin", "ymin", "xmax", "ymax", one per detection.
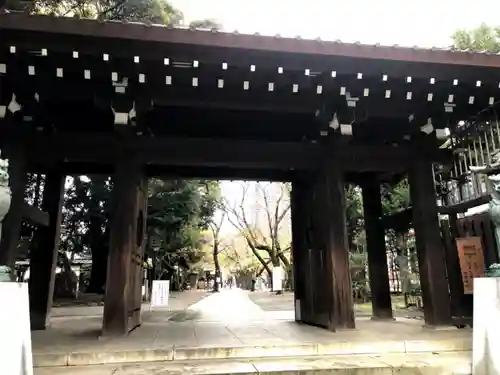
[
  {"xmin": 35, "ymin": 352, "xmax": 473, "ymax": 375},
  {"xmin": 169, "ymin": 288, "xmax": 268, "ymax": 323},
  {"xmin": 248, "ymin": 291, "xmax": 424, "ymax": 319},
  {"xmin": 32, "ymin": 289, "xmax": 472, "ymax": 374},
  {"xmin": 32, "ymin": 289, "xmax": 471, "ymax": 370},
  {"xmin": 51, "ymin": 290, "xmax": 209, "ymax": 319}
]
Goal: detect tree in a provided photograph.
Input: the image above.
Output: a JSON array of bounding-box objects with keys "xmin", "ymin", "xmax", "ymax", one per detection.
[
  {"xmin": 452, "ymin": 23, "xmax": 500, "ymax": 53},
  {"xmin": 381, "ymin": 179, "xmax": 411, "ymax": 216},
  {"xmin": 209, "ymin": 209, "xmax": 225, "ymax": 292},
  {"xmin": 189, "ymin": 19, "xmax": 221, "ymax": 30},
  {"xmin": 345, "ymin": 184, "xmax": 364, "ymax": 251},
  {"xmin": 223, "ymin": 182, "xmax": 291, "ymax": 286},
  {"xmin": 57, "ymin": 175, "xmax": 112, "ymax": 294},
  {"xmin": 146, "ymin": 179, "xmax": 219, "ymax": 287},
  {"xmin": 4, "ymin": 0, "xmax": 220, "ymax": 30},
  {"xmin": 5, "ymin": 0, "xmax": 183, "ymax": 23}
]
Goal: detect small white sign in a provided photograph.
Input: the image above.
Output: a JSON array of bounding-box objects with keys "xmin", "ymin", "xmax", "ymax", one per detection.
[
  {"xmin": 272, "ymin": 266, "xmax": 283, "ymax": 292},
  {"xmin": 0, "ymin": 282, "xmax": 33, "ymax": 375},
  {"xmin": 295, "ymin": 298, "xmax": 301, "ymax": 321},
  {"xmin": 151, "ymin": 280, "xmax": 170, "ymax": 309}
]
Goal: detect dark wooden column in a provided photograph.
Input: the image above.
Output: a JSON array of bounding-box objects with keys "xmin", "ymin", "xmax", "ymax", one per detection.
[
  {"xmin": 361, "ymin": 175, "xmax": 393, "ymax": 319},
  {"xmin": 299, "ymin": 178, "xmax": 317, "ymax": 326},
  {"xmin": 0, "ymin": 148, "xmax": 27, "ymax": 268},
  {"xmin": 102, "ymin": 157, "xmax": 146, "ymax": 337},
  {"xmin": 28, "ymin": 168, "xmax": 65, "ymax": 330},
  {"xmin": 409, "ymin": 158, "xmax": 452, "ymax": 326},
  {"xmin": 321, "ymin": 161, "xmax": 355, "ymax": 330},
  {"xmin": 291, "ymin": 177, "xmax": 308, "ymax": 322}
]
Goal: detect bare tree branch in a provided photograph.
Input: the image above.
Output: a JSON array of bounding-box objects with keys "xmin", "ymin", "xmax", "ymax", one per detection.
[{"xmin": 222, "ymin": 181, "xmax": 291, "ymax": 278}]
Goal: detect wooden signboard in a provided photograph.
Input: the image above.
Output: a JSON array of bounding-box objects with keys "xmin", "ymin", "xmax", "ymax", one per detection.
[
  {"xmin": 456, "ymin": 237, "xmax": 485, "ymax": 294},
  {"xmin": 151, "ymin": 280, "xmax": 170, "ymax": 309}
]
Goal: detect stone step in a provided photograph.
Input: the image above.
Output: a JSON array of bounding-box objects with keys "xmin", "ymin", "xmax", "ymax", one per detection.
[
  {"xmin": 34, "ymin": 352, "xmax": 472, "ymax": 375},
  {"xmin": 33, "ymin": 337, "xmax": 471, "ymax": 367}
]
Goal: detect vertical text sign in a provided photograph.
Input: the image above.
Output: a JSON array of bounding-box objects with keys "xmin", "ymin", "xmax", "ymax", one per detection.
[
  {"xmin": 272, "ymin": 266, "xmax": 283, "ymax": 291},
  {"xmin": 456, "ymin": 237, "xmax": 485, "ymax": 294},
  {"xmin": 151, "ymin": 280, "xmax": 170, "ymax": 308}
]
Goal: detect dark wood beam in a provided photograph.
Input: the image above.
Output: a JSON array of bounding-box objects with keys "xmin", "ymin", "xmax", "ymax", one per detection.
[
  {"xmin": 16, "ymin": 133, "xmax": 449, "ymax": 173},
  {"xmin": 21, "ymin": 202, "xmax": 49, "ymax": 227},
  {"xmin": 381, "ymin": 200, "xmax": 490, "ymax": 230},
  {"xmin": 438, "ymin": 194, "xmax": 491, "ymax": 214},
  {"xmin": 381, "ymin": 208, "xmax": 413, "ymax": 231},
  {"xmin": 58, "ymin": 163, "xmax": 294, "ymax": 181}
]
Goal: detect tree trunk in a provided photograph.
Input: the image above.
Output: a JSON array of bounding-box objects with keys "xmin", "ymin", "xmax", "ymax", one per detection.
[
  {"xmin": 213, "ymin": 242, "xmax": 220, "ymax": 292},
  {"xmin": 87, "ymin": 244, "xmax": 108, "ymax": 294},
  {"xmin": 247, "ymin": 238, "xmax": 272, "ymax": 275},
  {"xmin": 33, "ymin": 173, "xmax": 43, "ymax": 207},
  {"xmin": 86, "ymin": 179, "xmax": 109, "ymax": 294},
  {"xmin": 87, "ymin": 225, "xmax": 109, "ymax": 294},
  {"xmin": 56, "ymin": 251, "xmax": 77, "ymax": 298}
]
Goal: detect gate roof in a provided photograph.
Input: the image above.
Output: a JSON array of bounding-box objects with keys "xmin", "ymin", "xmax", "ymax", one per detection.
[{"xmin": 0, "ymin": 12, "xmax": 498, "ymax": 176}]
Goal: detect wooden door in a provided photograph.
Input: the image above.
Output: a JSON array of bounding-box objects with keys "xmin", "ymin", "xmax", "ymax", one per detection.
[{"xmin": 128, "ymin": 180, "xmax": 148, "ymax": 331}]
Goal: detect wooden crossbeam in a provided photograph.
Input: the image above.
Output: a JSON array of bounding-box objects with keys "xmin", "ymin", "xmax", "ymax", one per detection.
[
  {"xmin": 20, "ymin": 133, "xmax": 450, "ymax": 173},
  {"xmin": 21, "ymin": 202, "xmax": 49, "ymax": 227}
]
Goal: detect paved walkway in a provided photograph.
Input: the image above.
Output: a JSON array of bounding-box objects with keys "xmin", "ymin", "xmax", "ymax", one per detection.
[
  {"xmin": 36, "ymin": 352, "xmax": 473, "ymax": 375},
  {"xmin": 32, "ymin": 289, "xmax": 471, "ymax": 368},
  {"xmin": 51, "ymin": 290, "xmax": 209, "ymax": 318},
  {"xmin": 248, "ymin": 291, "xmax": 424, "ymax": 319}
]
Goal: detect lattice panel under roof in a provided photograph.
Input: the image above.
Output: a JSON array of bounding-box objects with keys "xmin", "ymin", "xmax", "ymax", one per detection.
[{"xmin": 1, "ymin": 44, "xmax": 498, "ymax": 133}]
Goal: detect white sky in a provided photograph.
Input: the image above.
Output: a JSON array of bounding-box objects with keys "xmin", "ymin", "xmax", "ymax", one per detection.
[{"xmin": 171, "ymin": 0, "xmax": 499, "ymax": 47}]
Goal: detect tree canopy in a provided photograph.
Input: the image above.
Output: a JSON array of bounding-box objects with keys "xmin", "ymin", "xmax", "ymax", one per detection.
[
  {"xmin": 452, "ymin": 23, "xmax": 500, "ymax": 52},
  {"xmin": 4, "ymin": 0, "xmax": 221, "ymax": 29}
]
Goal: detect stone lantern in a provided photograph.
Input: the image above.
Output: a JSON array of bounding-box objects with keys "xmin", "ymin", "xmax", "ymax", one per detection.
[{"xmin": 487, "ymin": 174, "xmax": 500, "ymax": 277}]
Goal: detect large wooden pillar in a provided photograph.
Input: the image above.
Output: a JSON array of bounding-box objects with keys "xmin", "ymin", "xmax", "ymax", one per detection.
[
  {"xmin": 311, "ymin": 162, "xmax": 355, "ymax": 331},
  {"xmin": 409, "ymin": 158, "xmax": 452, "ymax": 326},
  {"xmin": 291, "ymin": 177, "xmax": 308, "ymax": 322},
  {"xmin": 361, "ymin": 175, "xmax": 393, "ymax": 319},
  {"xmin": 0, "ymin": 147, "xmax": 27, "ymax": 268},
  {"xmin": 28, "ymin": 168, "xmax": 65, "ymax": 330},
  {"xmin": 102, "ymin": 157, "xmax": 147, "ymax": 337},
  {"xmin": 321, "ymin": 161, "xmax": 355, "ymax": 329},
  {"xmin": 298, "ymin": 177, "xmax": 318, "ymax": 326},
  {"xmin": 300, "ymin": 162, "xmax": 355, "ymax": 331}
]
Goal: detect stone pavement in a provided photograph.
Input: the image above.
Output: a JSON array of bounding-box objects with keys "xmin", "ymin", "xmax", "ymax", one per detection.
[
  {"xmin": 35, "ymin": 352, "xmax": 472, "ymax": 375},
  {"xmin": 32, "ymin": 288, "xmax": 471, "ymax": 371},
  {"xmin": 248, "ymin": 291, "xmax": 424, "ymax": 319},
  {"xmin": 51, "ymin": 290, "xmax": 210, "ymax": 318}
]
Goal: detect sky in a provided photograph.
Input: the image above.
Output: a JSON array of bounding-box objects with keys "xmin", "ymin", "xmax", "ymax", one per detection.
[{"xmin": 171, "ymin": 0, "xmax": 500, "ymax": 47}]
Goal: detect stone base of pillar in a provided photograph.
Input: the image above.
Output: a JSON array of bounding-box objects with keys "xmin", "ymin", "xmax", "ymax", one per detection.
[
  {"xmin": 0, "ymin": 282, "xmax": 33, "ymax": 375},
  {"xmin": 294, "ymin": 298, "xmax": 302, "ymax": 322},
  {"xmin": 370, "ymin": 315, "xmax": 396, "ymax": 321},
  {"xmin": 30, "ymin": 312, "xmax": 50, "ymax": 331},
  {"xmin": 421, "ymin": 324, "xmax": 458, "ymax": 331},
  {"xmin": 473, "ymin": 277, "xmax": 500, "ymax": 375}
]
